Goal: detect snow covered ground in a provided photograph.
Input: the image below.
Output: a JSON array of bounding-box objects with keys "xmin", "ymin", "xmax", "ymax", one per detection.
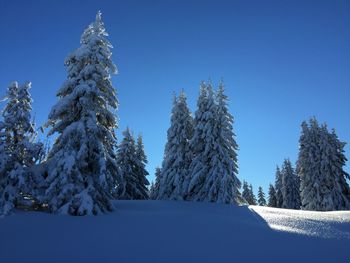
[
  {"xmin": 251, "ymin": 205, "xmax": 350, "ymax": 239},
  {"xmin": 0, "ymin": 201, "xmax": 349, "ymax": 263}
]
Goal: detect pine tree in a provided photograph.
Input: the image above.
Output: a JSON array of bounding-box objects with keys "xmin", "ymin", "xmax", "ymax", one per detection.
[
  {"xmin": 241, "ymin": 181, "xmax": 250, "ymax": 205},
  {"xmin": 44, "ymin": 12, "xmax": 119, "ymax": 215},
  {"xmin": 186, "ymin": 83, "xmax": 213, "ymax": 201},
  {"xmin": 242, "ymin": 181, "xmax": 257, "ymax": 205},
  {"xmin": 248, "ymin": 184, "xmax": 257, "ymax": 205},
  {"xmin": 298, "ymin": 118, "xmax": 350, "ymax": 211},
  {"xmin": 149, "ymin": 181, "xmax": 155, "ymax": 198},
  {"xmin": 116, "ymin": 128, "xmax": 149, "ymax": 200},
  {"xmin": 274, "ymin": 166, "xmax": 283, "ymax": 208},
  {"xmin": 267, "ymin": 184, "xmax": 277, "ymax": 207},
  {"xmin": 258, "ymin": 186, "xmax": 267, "ymax": 206},
  {"xmin": 0, "ymin": 82, "xmax": 19, "ymax": 215},
  {"xmin": 187, "ymin": 82, "xmax": 241, "ymax": 204},
  {"xmin": 213, "ymin": 81, "xmax": 241, "ymax": 203},
  {"xmin": 135, "ymin": 135, "xmax": 150, "ymax": 199},
  {"xmin": 281, "ymin": 159, "xmax": 300, "ymax": 209},
  {"xmin": 150, "ymin": 167, "xmax": 162, "ymax": 200},
  {"xmin": 158, "ymin": 91, "xmax": 193, "ymax": 200},
  {"xmin": 0, "ymin": 82, "xmax": 43, "ymax": 215}
]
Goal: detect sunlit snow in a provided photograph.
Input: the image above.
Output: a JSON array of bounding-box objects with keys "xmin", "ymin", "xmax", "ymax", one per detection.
[{"xmin": 251, "ymin": 205, "xmax": 350, "ymax": 239}]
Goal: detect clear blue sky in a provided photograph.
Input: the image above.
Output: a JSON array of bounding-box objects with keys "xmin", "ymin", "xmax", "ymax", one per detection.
[{"xmin": 1, "ymin": 0, "xmax": 349, "ymax": 194}]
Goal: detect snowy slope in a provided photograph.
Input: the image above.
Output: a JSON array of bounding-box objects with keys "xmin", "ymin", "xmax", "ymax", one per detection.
[{"xmin": 0, "ymin": 201, "xmax": 349, "ymax": 263}]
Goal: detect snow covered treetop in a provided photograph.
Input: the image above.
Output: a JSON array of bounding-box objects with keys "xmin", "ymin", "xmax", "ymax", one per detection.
[{"xmin": 81, "ymin": 11, "xmax": 107, "ymax": 42}]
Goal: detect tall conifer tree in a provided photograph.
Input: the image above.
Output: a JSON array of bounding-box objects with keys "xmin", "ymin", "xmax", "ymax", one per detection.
[
  {"xmin": 116, "ymin": 129, "xmax": 149, "ymax": 200},
  {"xmin": 187, "ymin": 82, "xmax": 241, "ymax": 204},
  {"xmin": 268, "ymin": 184, "xmax": 277, "ymax": 207},
  {"xmin": 298, "ymin": 118, "xmax": 350, "ymax": 211},
  {"xmin": 275, "ymin": 166, "xmax": 283, "ymax": 208},
  {"xmin": 158, "ymin": 91, "xmax": 193, "ymax": 200},
  {"xmin": 44, "ymin": 12, "xmax": 119, "ymax": 215},
  {"xmin": 135, "ymin": 135, "xmax": 150, "ymax": 198},
  {"xmin": 281, "ymin": 159, "xmax": 301, "ymax": 209}
]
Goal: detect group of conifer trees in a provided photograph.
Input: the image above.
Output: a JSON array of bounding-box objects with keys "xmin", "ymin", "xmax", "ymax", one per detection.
[
  {"xmin": 255, "ymin": 118, "xmax": 350, "ymax": 211},
  {"xmin": 267, "ymin": 160, "xmax": 301, "ymax": 209},
  {"xmin": 150, "ymin": 81, "xmax": 241, "ymax": 204},
  {"xmin": 1, "ymin": 12, "xmax": 350, "ymax": 216},
  {"xmin": 0, "ymin": 12, "xmax": 150, "ymax": 216},
  {"xmin": 241, "ymin": 182, "xmax": 267, "ymax": 206}
]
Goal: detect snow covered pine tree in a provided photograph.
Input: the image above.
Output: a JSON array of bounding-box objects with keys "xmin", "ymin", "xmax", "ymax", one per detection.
[
  {"xmin": 248, "ymin": 184, "xmax": 257, "ymax": 205},
  {"xmin": 116, "ymin": 128, "xmax": 149, "ymax": 200},
  {"xmin": 298, "ymin": 118, "xmax": 350, "ymax": 211},
  {"xmin": 0, "ymin": 82, "xmax": 43, "ymax": 215},
  {"xmin": 241, "ymin": 181, "xmax": 256, "ymax": 205},
  {"xmin": 187, "ymin": 81, "xmax": 241, "ymax": 204},
  {"xmin": 274, "ymin": 166, "xmax": 283, "ymax": 208},
  {"xmin": 158, "ymin": 91, "xmax": 193, "ymax": 200},
  {"xmin": 258, "ymin": 186, "xmax": 267, "ymax": 206},
  {"xmin": 135, "ymin": 135, "xmax": 150, "ymax": 198},
  {"xmin": 242, "ymin": 181, "xmax": 250, "ymax": 204},
  {"xmin": 44, "ymin": 12, "xmax": 119, "ymax": 215},
  {"xmin": 150, "ymin": 167, "xmax": 162, "ymax": 200},
  {"xmin": 267, "ymin": 184, "xmax": 277, "ymax": 207},
  {"xmin": 215, "ymin": 81, "xmax": 241, "ymax": 202},
  {"xmin": 281, "ymin": 159, "xmax": 300, "ymax": 209}
]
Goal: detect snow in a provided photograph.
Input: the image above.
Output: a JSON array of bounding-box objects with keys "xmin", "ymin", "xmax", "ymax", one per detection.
[
  {"xmin": 251, "ymin": 205, "xmax": 350, "ymax": 239},
  {"xmin": 0, "ymin": 201, "xmax": 349, "ymax": 263}
]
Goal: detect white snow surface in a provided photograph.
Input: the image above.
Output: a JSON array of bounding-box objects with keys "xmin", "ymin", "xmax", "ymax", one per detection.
[
  {"xmin": 251, "ymin": 205, "xmax": 350, "ymax": 239},
  {"xmin": 0, "ymin": 201, "xmax": 349, "ymax": 263}
]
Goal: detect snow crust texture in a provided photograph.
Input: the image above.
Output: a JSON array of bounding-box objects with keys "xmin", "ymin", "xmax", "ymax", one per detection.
[{"xmin": 251, "ymin": 205, "xmax": 350, "ymax": 239}]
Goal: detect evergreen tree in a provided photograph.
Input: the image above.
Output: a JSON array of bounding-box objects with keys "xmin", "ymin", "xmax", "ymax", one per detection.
[
  {"xmin": 267, "ymin": 184, "xmax": 277, "ymax": 207},
  {"xmin": 187, "ymin": 82, "xmax": 241, "ymax": 204},
  {"xmin": 241, "ymin": 181, "xmax": 250, "ymax": 205},
  {"xmin": 257, "ymin": 186, "xmax": 266, "ymax": 206},
  {"xmin": 0, "ymin": 82, "xmax": 43, "ymax": 215},
  {"xmin": 298, "ymin": 118, "xmax": 350, "ymax": 211},
  {"xmin": 44, "ymin": 12, "xmax": 119, "ymax": 215},
  {"xmin": 274, "ymin": 166, "xmax": 283, "ymax": 208},
  {"xmin": 214, "ymin": 81, "xmax": 241, "ymax": 203},
  {"xmin": 150, "ymin": 167, "xmax": 162, "ymax": 200},
  {"xmin": 186, "ymin": 83, "xmax": 214, "ymax": 201},
  {"xmin": 116, "ymin": 128, "xmax": 149, "ymax": 200},
  {"xmin": 158, "ymin": 91, "xmax": 193, "ymax": 200},
  {"xmin": 281, "ymin": 159, "xmax": 301, "ymax": 209},
  {"xmin": 242, "ymin": 181, "xmax": 257, "ymax": 205},
  {"xmin": 149, "ymin": 181, "xmax": 155, "ymax": 198},
  {"xmin": 248, "ymin": 184, "xmax": 257, "ymax": 205},
  {"xmin": 135, "ymin": 135, "xmax": 150, "ymax": 198}
]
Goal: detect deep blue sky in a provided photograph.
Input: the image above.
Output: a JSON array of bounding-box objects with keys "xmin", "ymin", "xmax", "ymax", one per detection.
[{"xmin": 1, "ymin": 0, "xmax": 349, "ymax": 194}]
